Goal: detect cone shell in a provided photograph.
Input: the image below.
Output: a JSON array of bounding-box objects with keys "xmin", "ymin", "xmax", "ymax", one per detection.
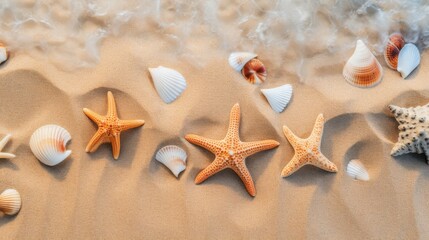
[
  {"xmin": 241, "ymin": 58, "xmax": 267, "ymax": 84},
  {"xmin": 148, "ymin": 66, "xmax": 187, "ymax": 104},
  {"xmin": 261, "ymin": 84, "xmax": 293, "ymax": 113},
  {"xmin": 155, "ymin": 145, "xmax": 187, "ymax": 178},
  {"xmin": 343, "ymin": 40, "xmax": 383, "ymax": 88},
  {"xmin": 228, "ymin": 52, "xmax": 258, "ymax": 72},
  {"xmin": 346, "ymin": 159, "xmax": 369, "ymax": 181},
  {"xmin": 0, "ymin": 189, "xmax": 21, "ymax": 215},
  {"xmin": 384, "ymin": 33, "xmax": 405, "ymax": 69},
  {"xmin": 0, "ymin": 42, "xmax": 8, "ymax": 65},
  {"xmin": 397, "ymin": 43, "xmax": 420, "ymax": 79},
  {"xmin": 30, "ymin": 125, "xmax": 72, "ymax": 166}
]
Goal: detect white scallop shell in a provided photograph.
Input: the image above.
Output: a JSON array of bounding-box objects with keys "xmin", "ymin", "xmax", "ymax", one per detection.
[
  {"xmin": 0, "ymin": 189, "xmax": 21, "ymax": 215},
  {"xmin": 155, "ymin": 145, "xmax": 187, "ymax": 178},
  {"xmin": 0, "ymin": 44, "xmax": 7, "ymax": 64},
  {"xmin": 346, "ymin": 159, "xmax": 369, "ymax": 181},
  {"xmin": 261, "ymin": 84, "xmax": 293, "ymax": 113},
  {"xmin": 228, "ymin": 52, "xmax": 258, "ymax": 72},
  {"xmin": 343, "ymin": 40, "xmax": 383, "ymax": 88},
  {"xmin": 30, "ymin": 125, "xmax": 72, "ymax": 166},
  {"xmin": 397, "ymin": 43, "xmax": 420, "ymax": 79},
  {"xmin": 148, "ymin": 66, "xmax": 187, "ymax": 104}
]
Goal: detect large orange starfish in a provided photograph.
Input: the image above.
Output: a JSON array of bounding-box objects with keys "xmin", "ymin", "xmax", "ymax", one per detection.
[
  {"xmin": 185, "ymin": 103, "xmax": 279, "ymax": 197},
  {"xmin": 281, "ymin": 114, "xmax": 337, "ymax": 177},
  {"xmin": 83, "ymin": 91, "xmax": 145, "ymax": 160}
]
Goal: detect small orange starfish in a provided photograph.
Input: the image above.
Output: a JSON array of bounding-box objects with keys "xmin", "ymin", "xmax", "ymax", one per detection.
[
  {"xmin": 83, "ymin": 91, "xmax": 145, "ymax": 160},
  {"xmin": 185, "ymin": 103, "xmax": 279, "ymax": 197},
  {"xmin": 281, "ymin": 114, "xmax": 337, "ymax": 177}
]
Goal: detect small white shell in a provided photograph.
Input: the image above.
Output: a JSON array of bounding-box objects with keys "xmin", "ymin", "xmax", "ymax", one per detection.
[
  {"xmin": 148, "ymin": 66, "xmax": 187, "ymax": 104},
  {"xmin": 261, "ymin": 84, "xmax": 293, "ymax": 113},
  {"xmin": 397, "ymin": 43, "xmax": 420, "ymax": 79},
  {"xmin": 0, "ymin": 44, "xmax": 8, "ymax": 64},
  {"xmin": 30, "ymin": 125, "xmax": 72, "ymax": 166},
  {"xmin": 155, "ymin": 145, "xmax": 187, "ymax": 178},
  {"xmin": 0, "ymin": 189, "xmax": 21, "ymax": 215},
  {"xmin": 228, "ymin": 52, "xmax": 258, "ymax": 72},
  {"xmin": 346, "ymin": 159, "xmax": 369, "ymax": 181}
]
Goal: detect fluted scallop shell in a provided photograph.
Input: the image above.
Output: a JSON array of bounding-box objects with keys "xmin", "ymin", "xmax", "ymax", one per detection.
[
  {"xmin": 30, "ymin": 125, "xmax": 72, "ymax": 166},
  {"xmin": 261, "ymin": 84, "xmax": 293, "ymax": 113},
  {"xmin": 343, "ymin": 40, "xmax": 383, "ymax": 88},
  {"xmin": 0, "ymin": 42, "xmax": 8, "ymax": 65},
  {"xmin": 241, "ymin": 58, "xmax": 267, "ymax": 84},
  {"xmin": 228, "ymin": 52, "xmax": 258, "ymax": 72},
  {"xmin": 148, "ymin": 66, "xmax": 187, "ymax": 104},
  {"xmin": 397, "ymin": 43, "xmax": 420, "ymax": 79},
  {"xmin": 346, "ymin": 159, "xmax": 369, "ymax": 181},
  {"xmin": 384, "ymin": 33, "xmax": 405, "ymax": 69},
  {"xmin": 155, "ymin": 145, "xmax": 187, "ymax": 178},
  {"xmin": 0, "ymin": 189, "xmax": 21, "ymax": 215}
]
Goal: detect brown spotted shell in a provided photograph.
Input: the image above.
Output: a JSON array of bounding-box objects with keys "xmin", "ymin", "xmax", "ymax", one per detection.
[
  {"xmin": 384, "ymin": 33, "xmax": 405, "ymax": 69},
  {"xmin": 241, "ymin": 58, "xmax": 267, "ymax": 84}
]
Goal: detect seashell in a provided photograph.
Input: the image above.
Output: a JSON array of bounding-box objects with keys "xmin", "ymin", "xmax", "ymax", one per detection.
[
  {"xmin": 241, "ymin": 58, "xmax": 267, "ymax": 84},
  {"xmin": 397, "ymin": 43, "xmax": 420, "ymax": 79},
  {"xmin": 343, "ymin": 40, "xmax": 383, "ymax": 88},
  {"xmin": 261, "ymin": 84, "xmax": 293, "ymax": 113},
  {"xmin": 155, "ymin": 145, "xmax": 187, "ymax": 178},
  {"xmin": 0, "ymin": 42, "xmax": 8, "ymax": 65},
  {"xmin": 384, "ymin": 33, "xmax": 405, "ymax": 69},
  {"xmin": 228, "ymin": 52, "xmax": 258, "ymax": 72},
  {"xmin": 0, "ymin": 189, "xmax": 21, "ymax": 215},
  {"xmin": 30, "ymin": 125, "xmax": 72, "ymax": 166},
  {"xmin": 346, "ymin": 159, "xmax": 369, "ymax": 181},
  {"xmin": 148, "ymin": 66, "xmax": 187, "ymax": 104}
]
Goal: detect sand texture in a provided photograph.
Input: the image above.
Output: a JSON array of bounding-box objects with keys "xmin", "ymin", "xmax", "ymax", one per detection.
[{"xmin": 0, "ymin": 3, "xmax": 429, "ymax": 239}]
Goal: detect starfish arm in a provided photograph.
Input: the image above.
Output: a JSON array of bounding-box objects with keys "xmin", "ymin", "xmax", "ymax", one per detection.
[
  {"xmin": 281, "ymin": 155, "xmax": 307, "ymax": 177},
  {"xmin": 231, "ymin": 163, "xmax": 256, "ymax": 197},
  {"xmin": 85, "ymin": 129, "xmax": 107, "ymax": 153},
  {"xmin": 83, "ymin": 108, "xmax": 104, "ymax": 125},
  {"xmin": 185, "ymin": 134, "xmax": 223, "ymax": 154},
  {"xmin": 119, "ymin": 119, "xmax": 145, "ymax": 131},
  {"xmin": 282, "ymin": 125, "xmax": 300, "ymax": 148},
  {"xmin": 310, "ymin": 114, "xmax": 325, "ymax": 143},
  {"xmin": 310, "ymin": 153, "xmax": 338, "ymax": 173},
  {"xmin": 195, "ymin": 157, "xmax": 227, "ymax": 184},
  {"xmin": 0, "ymin": 134, "xmax": 11, "ymax": 151},
  {"xmin": 0, "ymin": 152, "xmax": 15, "ymax": 159},
  {"xmin": 110, "ymin": 134, "xmax": 121, "ymax": 160},
  {"xmin": 240, "ymin": 140, "xmax": 279, "ymax": 157},
  {"xmin": 107, "ymin": 91, "xmax": 118, "ymax": 117},
  {"xmin": 226, "ymin": 103, "xmax": 241, "ymax": 140}
]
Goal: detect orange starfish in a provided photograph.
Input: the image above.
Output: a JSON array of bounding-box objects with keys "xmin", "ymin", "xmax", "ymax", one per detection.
[
  {"xmin": 185, "ymin": 103, "xmax": 279, "ymax": 197},
  {"xmin": 83, "ymin": 91, "xmax": 145, "ymax": 160},
  {"xmin": 281, "ymin": 114, "xmax": 337, "ymax": 177}
]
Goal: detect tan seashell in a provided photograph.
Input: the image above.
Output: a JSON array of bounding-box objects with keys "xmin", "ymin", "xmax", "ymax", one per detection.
[
  {"xmin": 0, "ymin": 189, "xmax": 21, "ymax": 215},
  {"xmin": 384, "ymin": 33, "xmax": 405, "ymax": 69},
  {"xmin": 241, "ymin": 58, "xmax": 267, "ymax": 84},
  {"xmin": 343, "ymin": 40, "xmax": 383, "ymax": 88}
]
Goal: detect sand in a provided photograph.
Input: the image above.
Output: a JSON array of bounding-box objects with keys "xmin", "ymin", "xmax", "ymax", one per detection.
[{"xmin": 0, "ymin": 13, "xmax": 429, "ymax": 240}]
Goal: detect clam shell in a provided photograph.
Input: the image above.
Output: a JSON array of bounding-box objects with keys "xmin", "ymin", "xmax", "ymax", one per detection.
[
  {"xmin": 261, "ymin": 84, "xmax": 293, "ymax": 113},
  {"xmin": 241, "ymin": 58, "xmax": 267, "ymax": 84},
  {"xmin": 397, "ymin": 43, "xmax": 420, "ymax": 79},
  {"xmin": 384, "ymin": 33, "xmax": 405, "ymax": 69},
  {"xmin": 155, "ymin": 145, "xmax": 187, "ymax": 178},
  {"xmin": 30, "ymin": 125, "xmax": 72, "ymax": 166},
  {"xmin": 346, "ymin": 159, "xmax": 369, "ymax": 181},
  {"xmin": 0, "ymin": 189, "xmax": 21, "ymax": 215},
  {"xmin": 148, "ymin": 66, "xmax": 187, "ymax": 104},
  {"xmin": 343, "ymin": 40, "xmax": 383, "ymax": 88},
  {"xmin": 228, "ymin": 52, "xmax": 258, "ymax": 72},
  {"xmin": 0, "ymin": 42, "xmax": 8, "ymax": 65}
]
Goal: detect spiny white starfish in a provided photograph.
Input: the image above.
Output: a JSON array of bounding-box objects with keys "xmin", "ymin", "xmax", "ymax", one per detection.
[{"xmin": 0, "ymin": 134, "xmax": 15, "ymax": 159}]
